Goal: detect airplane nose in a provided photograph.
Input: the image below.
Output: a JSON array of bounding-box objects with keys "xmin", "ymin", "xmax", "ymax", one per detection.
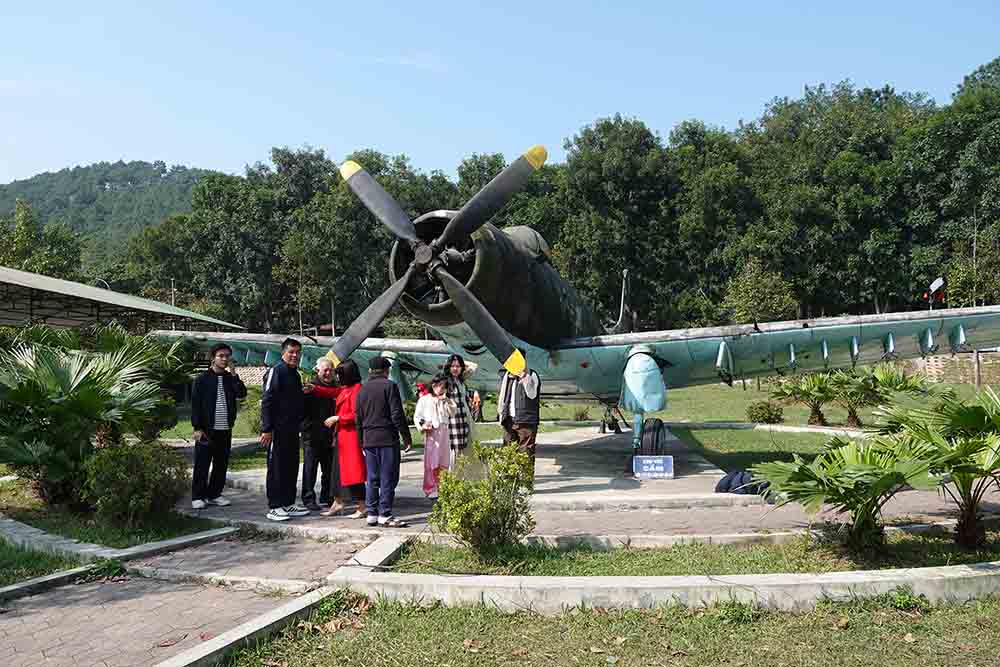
[{"xmin": 620, "ymin": 350, "xmax": 667, "ymax": 413}]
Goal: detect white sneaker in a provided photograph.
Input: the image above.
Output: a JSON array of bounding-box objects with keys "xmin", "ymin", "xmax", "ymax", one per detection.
[
  {"xmin": 267, "ymin": 507, "xmax": 291, "ymax": 522},
  {"xmin": 285, "ymin": 504, "xmax": 310, "ymax": 517},
  {"xmin": 191, "ymin": 499, "xmax": 207, "ymax": 510},
  {"xmin": 206, "ymin": 496, "xmax": 231, "ymax": 507},
  {"xmin": 366, "ymin": 515, "xmax": 379, "ymax": 526}
]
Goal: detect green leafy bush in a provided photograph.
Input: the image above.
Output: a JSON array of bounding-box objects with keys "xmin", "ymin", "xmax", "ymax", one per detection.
[
  {"xmin": 874, "ymin": 388, "xmax": 1000, "ymax": 548},
  {"xmin": 746, "ymin": 400, "xmax": 783, "ymax": 424},
  {"xmin": 752, "ymin": 435, "xmax": 937, "ymax": 550},
  {"xmin": 430, "ymin": 442, "xmax": 535, "ymax": 556},
  {"xmin": 0, "ymin": 344, "xmax": 163, "ymax": 505},
  {"xmin": 572, "ymin": 406, "xmax": 591, "ymax": 421},
  {"xmin": 770, "ymin": 373, "xmax": 835, "ymax": 426},
  {"xmin": 83, "ymin": 441, "xmax": 188, "ymax": 527}
]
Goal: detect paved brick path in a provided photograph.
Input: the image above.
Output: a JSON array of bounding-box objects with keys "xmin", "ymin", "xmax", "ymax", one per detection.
[
  {"xmin": 0, "ymin": 577, "xmax": 282, "ymax": 667},
  {"xmin": 133, "ymin": 534, "xmax": 368, "ymax": 583}
]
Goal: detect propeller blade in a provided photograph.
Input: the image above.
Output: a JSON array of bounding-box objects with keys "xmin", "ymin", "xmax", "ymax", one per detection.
[
  {"xmin": 339, "ymin": 161, "xmax": 418, "ymax": 242},
  {"xmin": 434, "ymin": 145, "xmax": 547, "ymax": 248},
  {"xmin": 327, "ymin": 266, "xmax": 415, "ymax": 366},
  {"xmin": 434, "ymin": 267, "xmax": 526, "ymax": 375}
]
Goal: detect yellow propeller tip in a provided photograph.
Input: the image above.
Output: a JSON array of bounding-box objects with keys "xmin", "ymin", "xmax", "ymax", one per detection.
[
  {"xmin": 523, "ymin": 145, "xmax": 547, "ymax": 170},
  {"xmin": 503, "ymin": 349, "xmax": 526, "ymax": 376},
  {"xmin": 325, "ymin": 350, "xmax": 341, "ymax": 367},
  {"xmin": 339, "ymin": 161, "xmax": 362, "ymax": 180}
]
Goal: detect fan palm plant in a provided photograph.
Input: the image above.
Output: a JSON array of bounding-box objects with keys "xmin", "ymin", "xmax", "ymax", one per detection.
[
  {"xmin": 0, "ymin": 344, "xmax": 163, "ymax": 505},
  {"xmin": 770, "ymin": 373, "xmax": 836, "ymax": 426},
  {"xmin": 751, "ymin": 435, "xmax": 937, "ymax": 550},
  {"xmin": 829, "ymin": 369, "xmax": 882, "ymax": 428},
  {"xmin": 873, "ymin": 388, "xmax": 1000, "ymax": 548}
]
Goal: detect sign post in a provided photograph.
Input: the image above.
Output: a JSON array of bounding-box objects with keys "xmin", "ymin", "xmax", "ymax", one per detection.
[{"xmin": 632, "ymin": 455, "xmax": 674, "ymax": 480}]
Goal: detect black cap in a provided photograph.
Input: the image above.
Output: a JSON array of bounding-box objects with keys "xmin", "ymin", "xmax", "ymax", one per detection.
[{"xmin": 369, "ymin": 356, "xmax": 391, "ymax": 370}]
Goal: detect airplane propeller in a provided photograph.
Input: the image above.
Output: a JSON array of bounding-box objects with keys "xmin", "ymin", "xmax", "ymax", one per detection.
[{"xmin": 326, "ymin": 146, "xmax": 547, "ymax": 375}]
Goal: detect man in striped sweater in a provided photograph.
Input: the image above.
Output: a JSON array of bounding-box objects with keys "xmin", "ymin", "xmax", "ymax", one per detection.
[{"xmin": 191, "ymin": 343, "xmax": 247, "ymax": 509}]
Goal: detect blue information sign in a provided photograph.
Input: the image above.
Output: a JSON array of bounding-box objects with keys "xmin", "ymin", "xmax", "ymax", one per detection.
[{"xmin": 633, "ymin": 455, "xmax": 674, "ymax": 479}]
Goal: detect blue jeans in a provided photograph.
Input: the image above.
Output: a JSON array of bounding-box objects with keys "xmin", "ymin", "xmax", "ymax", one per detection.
[{"xmin": 364, "ymin": 446, "xmax": 400, "ymax": 518}]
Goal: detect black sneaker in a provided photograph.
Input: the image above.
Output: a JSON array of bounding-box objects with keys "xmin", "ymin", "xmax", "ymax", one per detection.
[{"xmin": 305, "ymin": 502, "xmax": 322, "ymax": 512}]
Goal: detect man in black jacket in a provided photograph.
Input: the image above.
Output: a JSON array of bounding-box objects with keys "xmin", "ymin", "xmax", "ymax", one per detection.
[
  {"xmin": 260, "ymin": 338, "xmax": 311, "ymax": 522},
  {"xmin": 301, "ymin": 357, "xmax": 337, "ymax": 511},
  {"xmin": 190, "ymin": 343, "xmax": 247, "ymax": 509},
  {"xmin": 356, "ymin": 356, "xmax": 412, "ymax": 527}
]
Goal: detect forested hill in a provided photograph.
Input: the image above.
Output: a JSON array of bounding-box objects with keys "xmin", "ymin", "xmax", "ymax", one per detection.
[{"xmin": 0, "ymin": 160, "xmax": 216, "ymax": 264}]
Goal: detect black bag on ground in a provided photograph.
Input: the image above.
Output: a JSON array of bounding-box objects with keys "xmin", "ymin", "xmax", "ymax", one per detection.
[{"xmin": 715, "ymin": 469, "xmax": 769, "ymax": 495}]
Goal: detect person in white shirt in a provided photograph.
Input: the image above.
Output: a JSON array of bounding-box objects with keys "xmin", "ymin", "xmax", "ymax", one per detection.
[
  {"xmin": 414, "ymin": 373, "xmax": 456, "ymax": 498},
  {"xmin": 496, "ymin": 350, "xmax": 541, "ymax": 476}
]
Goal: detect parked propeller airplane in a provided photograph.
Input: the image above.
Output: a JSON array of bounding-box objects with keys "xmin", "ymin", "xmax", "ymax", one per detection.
[{"xmin": 159, "ymin": 144, "xmax": 1000, "ymax": 453}]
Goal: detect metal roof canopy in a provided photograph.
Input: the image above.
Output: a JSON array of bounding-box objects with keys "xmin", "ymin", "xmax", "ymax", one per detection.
[{"xmin": 0, "ymin": 265, "xmax": 242, "ymax": 330}]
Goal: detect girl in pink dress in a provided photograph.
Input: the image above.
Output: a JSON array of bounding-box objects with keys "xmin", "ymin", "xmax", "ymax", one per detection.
[{"xmin": 413, "ymin": 374, "xmax": 455, "ymax": 498}]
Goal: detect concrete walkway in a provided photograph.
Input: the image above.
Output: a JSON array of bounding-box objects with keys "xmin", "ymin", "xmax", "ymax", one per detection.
[
  {"xmin": 1, "ymin": 529, "xmax": 372, "ymax": 666},
  {"xmin": 225, "ymin": 426, "xmax": 765, "ymax": 511},
  {"xmin": 1, "ymin": 577, "xmax": 283, "ymax": 667}
]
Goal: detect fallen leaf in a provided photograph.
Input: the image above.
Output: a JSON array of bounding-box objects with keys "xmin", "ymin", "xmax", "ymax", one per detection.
[
  {"xmin": 607, "ymin": 657, "xmax": 620, "ymax": 665},
  {"xmin": 835, "ymin": 617, "xmax": 850, "ymax": 630},
  {"xmin": 904, "ymin": 633, "xmax": 916, "ymax": 644},
  {"xmin": 614, "ymin": 636, "xmax": 627, "ymax": 646},
  {"xmin": 156, "ymin": 633, "xmax": 188, "ymax": 648},
  {"xmin": 463, "ymin": 638, "xmax": 481, "ymax": 653},
  {"xmin": 512, "ymin": 647, "xmax": 529, "ymax": 657},
  {"xmin": 199, "ymin": 632, "xmax": 214, "ymax": 641},
  {"xmin": 671, "ymin": 650, "xmax": 689, "ymax": 657},
  {"xmin": 590, "ymin": 647, "xmax": 605, "ymax": 654},
  {"xmin": 263, "ymin": 661, "xmax": 287, "ymax": 667}
]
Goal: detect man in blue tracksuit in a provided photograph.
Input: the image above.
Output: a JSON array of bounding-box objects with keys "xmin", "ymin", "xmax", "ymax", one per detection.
[{"xmin": 260, "ymin": 338, "xmax": 311, "ymax": 522}]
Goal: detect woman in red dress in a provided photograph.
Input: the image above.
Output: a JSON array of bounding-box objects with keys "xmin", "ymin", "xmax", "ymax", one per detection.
[{"xmin": 310, "ymin": 360, "xmax": 367, "ymax": 518}]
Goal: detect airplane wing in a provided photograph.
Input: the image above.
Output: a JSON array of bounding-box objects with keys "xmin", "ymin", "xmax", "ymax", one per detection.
[{"xmin": 554, "ymin": 305, "xmax": 1000, "ymax": 407}]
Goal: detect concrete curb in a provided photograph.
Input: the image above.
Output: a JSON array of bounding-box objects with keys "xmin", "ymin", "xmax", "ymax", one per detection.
[
  {"xmin": 329, "ymin": 561, "xmax": 1000, "ymax": 612},
  {"xmin": 665, "ymin": 421, "xmax": 867, "ymax": 438},
  {"xmin": 153, "ymin": 585, "xmax": 337, "ymax": 667},
  {"xmin": 0, "ymin": 514, "xmax": 237, "ymax": 563},
  {"xmin": 0, "ymin": 564, "xmax": 96, "ymax": 603},
  {"xmin": 175, "ymin": 509, "xmax": 387, "ymax": 543},
  {"xmin": 128, "ymin": 565, "xmax": 317, "ymax": 595}
]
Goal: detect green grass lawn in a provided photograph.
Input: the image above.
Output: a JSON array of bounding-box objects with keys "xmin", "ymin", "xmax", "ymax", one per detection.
[
  {"xmin": 672, "ymin": 427, "xmax": 833, "ymax": 472},
  {"xmin": 0, "ymin": 478, "xmax": 220, "ymax": 549},
  {"xmin": 395, "ymin": 532, "xmax": 1000, "ymax": 577},
  {"xmin": 0, "ymin": 537, "xmax": 78, "ymax": 587},
  {"xmin": 226, "ymin": 589, "xmax": 1000, "ymax": 667}
]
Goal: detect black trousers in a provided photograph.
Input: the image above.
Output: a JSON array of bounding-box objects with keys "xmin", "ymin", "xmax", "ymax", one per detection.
[
  {"xmin": 266, "ymin": 429, "xmax": 300, "ymax": 509},
  {"xmin": 301, "ymin": 444, "xmax": 334, "ymax": 506},
  {"xmin": 192, "ymin": 429, "xmax": 232, "ymax": 501}
]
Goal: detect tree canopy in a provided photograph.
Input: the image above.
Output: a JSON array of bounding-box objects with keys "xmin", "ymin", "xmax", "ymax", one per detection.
[{"xmin": 6, "ymin": 57, "xmax": 1000, "ymax": 336}]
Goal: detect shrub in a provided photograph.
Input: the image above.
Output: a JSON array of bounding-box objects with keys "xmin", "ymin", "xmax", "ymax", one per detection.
[
  {"xmin": 572, "ymin": 406, "xmax": 591, "ymax": 421},
  {"xmin": 874, "ymin": 388, "xmax": 1000, "ymax": 548},
  {"xmin": 752, "ymin": 435, "xmax": 936, "ymax": 550},
  {"xmin": 770, "ymin": 373, "xmax": 835, "ymax": 426},
  {"xmin": 829, "ymin": 370, "xmax": 881, "ymax": 428},
  {"xmin": 241, "ymin": 399, "xmax": 263, "ymax": 435},
  {"xmin": 0, "ymin": 344, "xmax": 163, "ymax": 505},
  {"xmin": 430, "ymin": 442, "xmax": 535, "ymax": 556},
  {"xmin": 746, "ymin": 401, "xmax": 783, "ymax": 424},
  {"xmin": 83, "ymin": 441, "xmax": 188, "ymax": 527}
]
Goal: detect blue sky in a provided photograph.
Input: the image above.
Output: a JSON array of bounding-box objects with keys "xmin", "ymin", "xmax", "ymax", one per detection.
[{"xmin": 1, "ymin": 1, "xmax": 997, "ymax": 184}]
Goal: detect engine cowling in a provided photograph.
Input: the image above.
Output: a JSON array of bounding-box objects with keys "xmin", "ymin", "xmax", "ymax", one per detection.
[{"xmin": 389, "ymin": 211, "xmax": 602, "ymax": 347}]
